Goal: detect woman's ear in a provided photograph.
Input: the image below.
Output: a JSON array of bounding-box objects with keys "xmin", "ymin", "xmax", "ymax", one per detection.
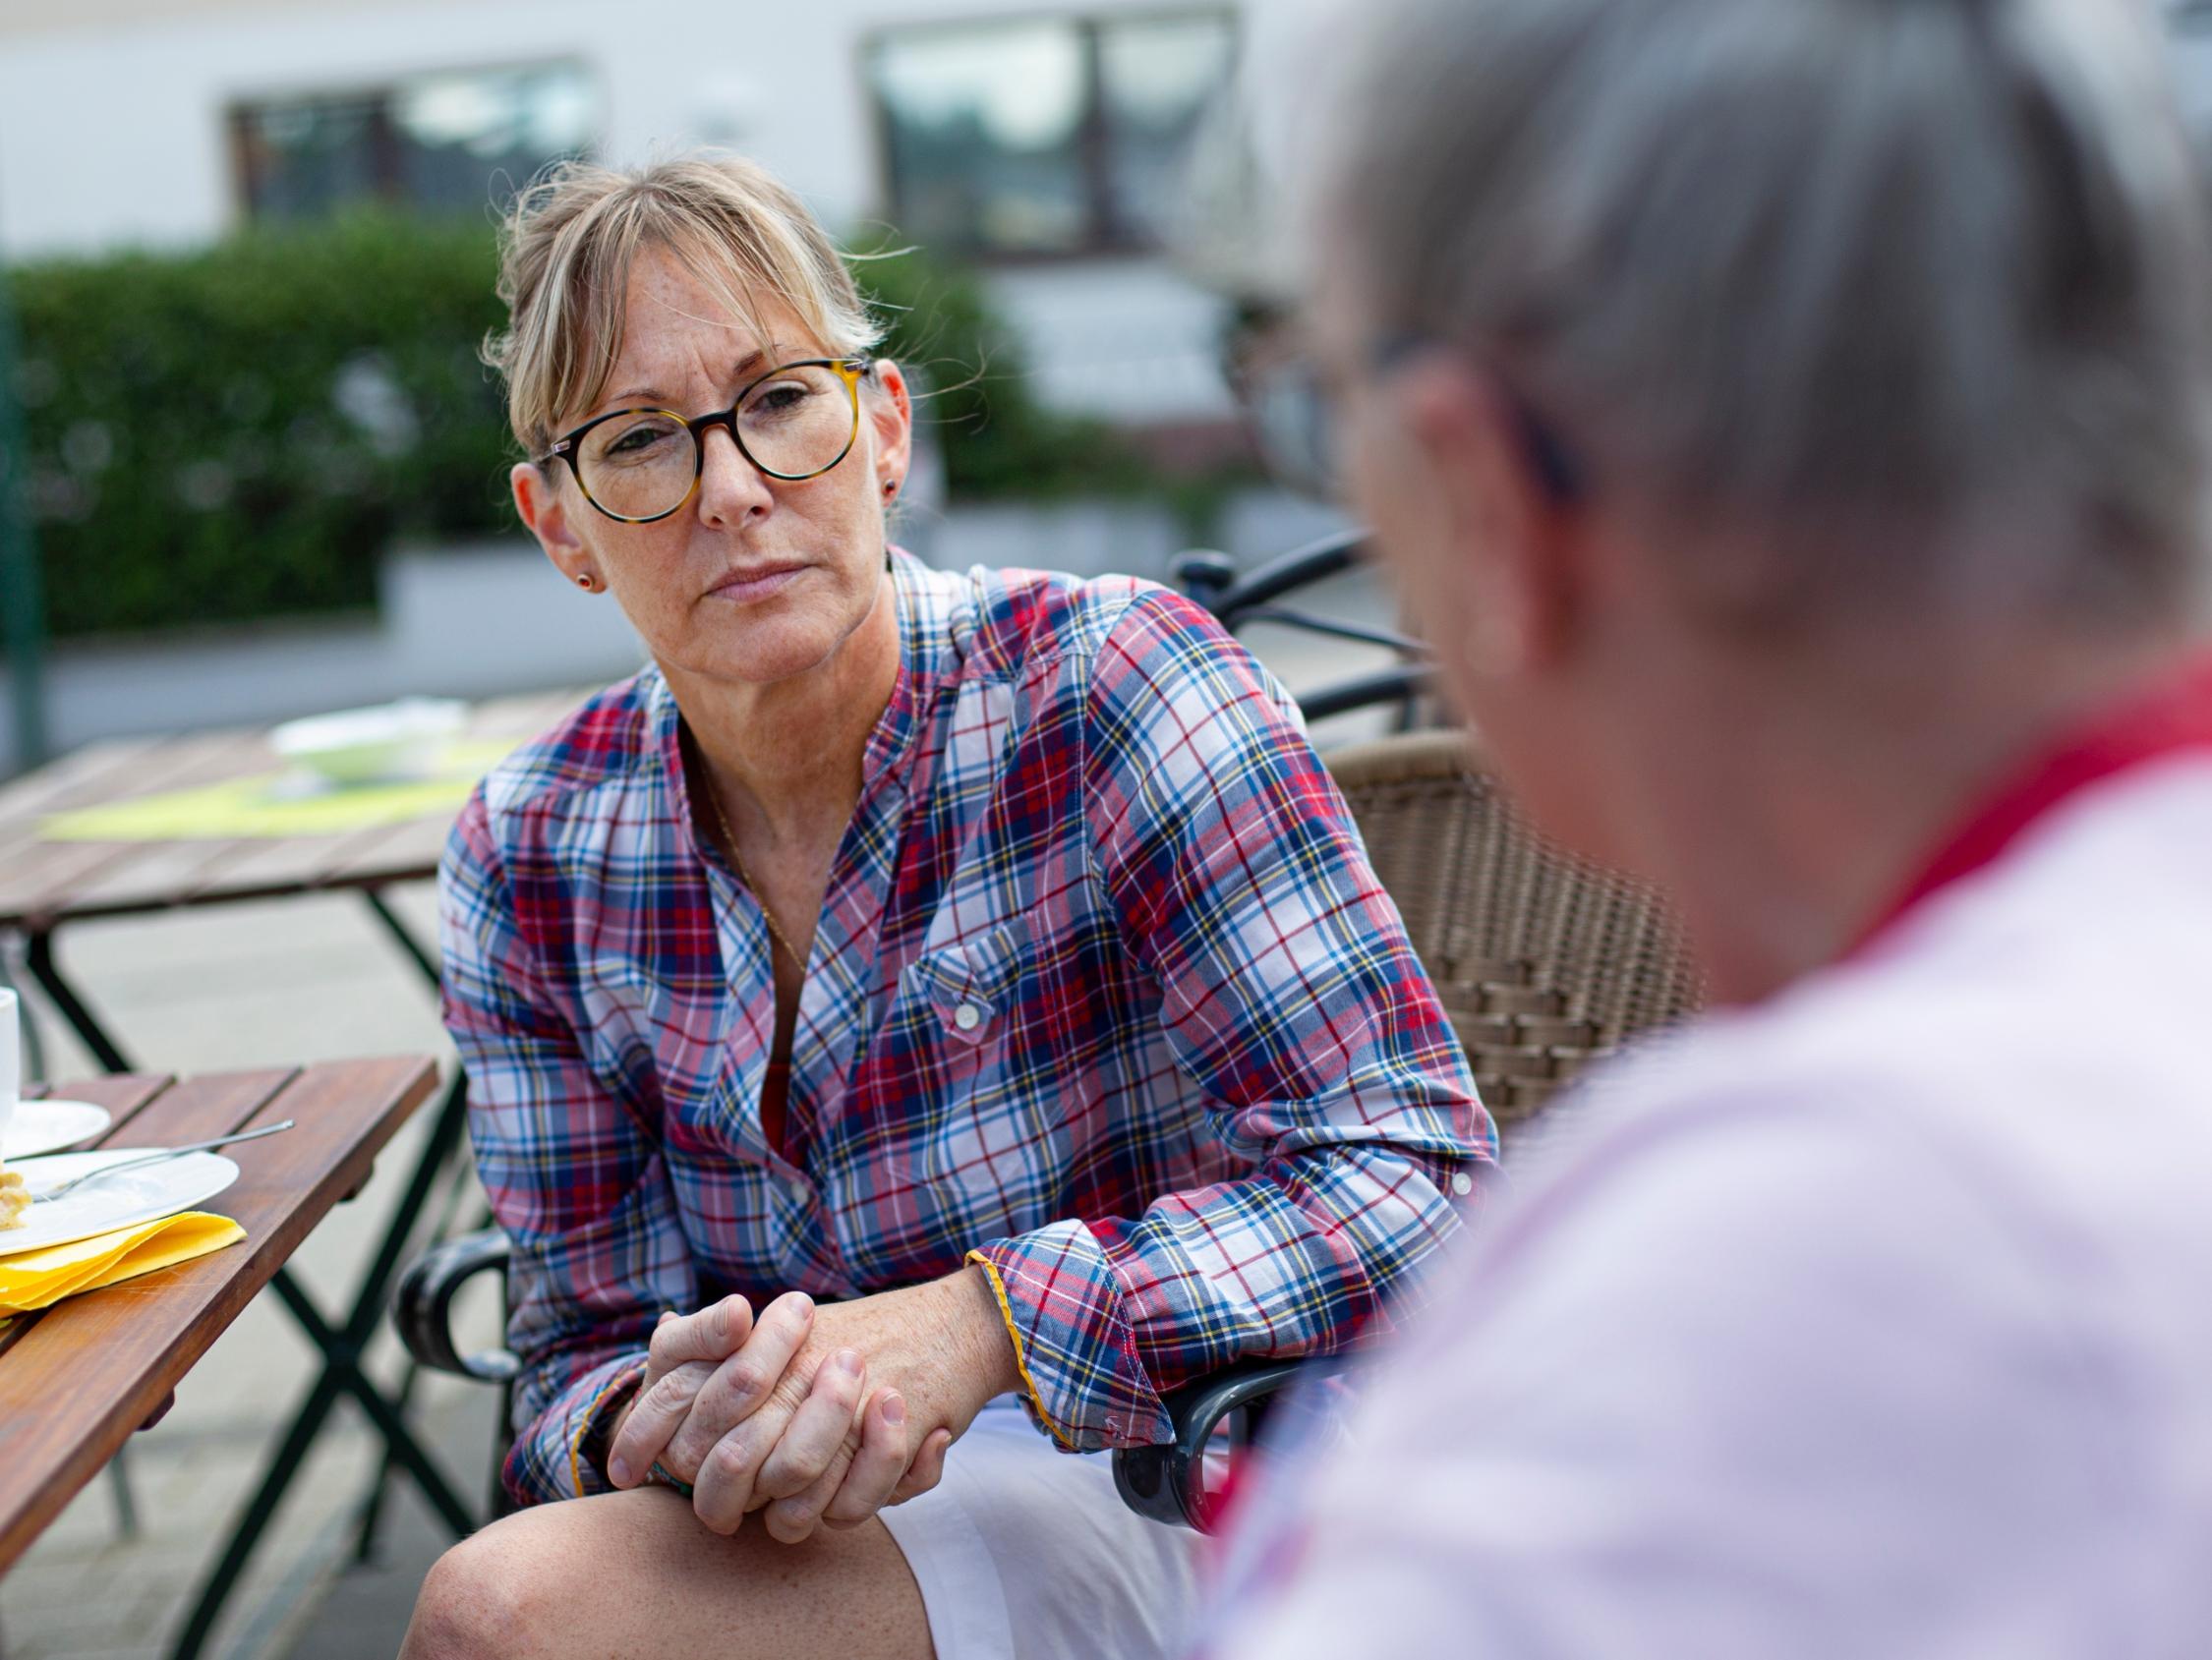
[
  {"xmin": 1396, "ymin": 359, "xmax": 1583, "ymax": 679},
  {"xmin": 865, "ymin": 360, "xmax": 914, "ymax": 496},
  {"xmin": 512, "ymin": 461, "xmax": 600, "ymax": 591}
]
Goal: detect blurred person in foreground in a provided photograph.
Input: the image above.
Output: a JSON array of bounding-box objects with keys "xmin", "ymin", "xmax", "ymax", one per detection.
[
  {"xmin": 1201, "ymin": 0, "xmax": 2212, "ymax": 1654},
  {"xmin": 397, "ymin": 153, "xmax": 1489, "ymax": 1660}
]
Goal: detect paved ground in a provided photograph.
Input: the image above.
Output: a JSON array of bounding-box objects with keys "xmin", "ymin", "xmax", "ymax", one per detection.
[{"xmin": 0, "ymin": 566, "xmax": 1404, "ymax": 1660}]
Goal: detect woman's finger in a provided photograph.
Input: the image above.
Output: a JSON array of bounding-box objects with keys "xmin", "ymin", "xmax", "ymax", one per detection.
[
  {"xmin": 888, "ymin": 1425, "xmax": 953, "ymax": 1506},
  {"xmin": 631, "ymin": 1309, "xmax": 681, "ymax": 1400},
  {"xmin": 662, "ymin": 1291, "xmax": 815, "ymax": 1477},
  {"xmin": 818, "ymin": 1389, "xmax": 911, "ymax": 1531},
  {"xmin": 647, "ymin": 1293, "xmax": 753, "ymax": 1375},
  {"xmin": 604, "ymin": 1357, "xmax": 716, "ymax": 1489},
  {"xmin": 765, "ymin": 1457, "xmax": 849, "ymax": 1545},
  {"xmin": 688, "ymin": 1406, "xmax": 789, "ymax": 1535},
  {"xmin": 753, "ymin": 1348, "xmax": 866, "ymax": 1504}
]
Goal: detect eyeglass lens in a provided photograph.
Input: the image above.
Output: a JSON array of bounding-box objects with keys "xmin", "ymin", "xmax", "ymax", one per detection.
[
  {"xmin": 1240, "ymin": 354, "xmax": 1341, "ymax": 499},
  {"xmin": 577, "ymin": 364, "xmax": 857, "ymax": 519}
]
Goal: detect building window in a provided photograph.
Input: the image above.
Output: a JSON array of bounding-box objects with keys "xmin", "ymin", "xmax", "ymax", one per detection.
[
  {"xmin": 231, "ymin": 63, "xmax": 596, "ymax": 222},
  {"xmin": 866, "ymin": 11, "xmax": 1238, "ymax": 258}
]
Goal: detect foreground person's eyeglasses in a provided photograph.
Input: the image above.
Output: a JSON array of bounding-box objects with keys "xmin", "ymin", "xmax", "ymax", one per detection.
[
  {"xmin": 539, "ymin": 357, "xmax": 871, "ymax": 523},
  {"xmin": 1367, "ymin": 331, "xmax": 1586, "ymax": 506},
  {"xmin": 1234, "ymin": 332, "xmax": 1588, "ymax": 508}
]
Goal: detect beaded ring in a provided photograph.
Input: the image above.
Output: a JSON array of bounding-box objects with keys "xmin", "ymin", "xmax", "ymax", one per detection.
[{"xmin": 648, "ymin": 1461, "xmax": 695, "ymax": 1498}]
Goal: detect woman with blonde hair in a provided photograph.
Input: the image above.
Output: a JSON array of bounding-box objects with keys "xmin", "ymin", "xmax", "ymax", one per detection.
[{"xmin": 400, "ymin": 152, "xmax": 1487, "ymax": 1660}]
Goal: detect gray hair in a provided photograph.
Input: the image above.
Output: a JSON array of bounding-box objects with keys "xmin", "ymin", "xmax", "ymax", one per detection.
[{"xmin": 1315, "ymin": 0, "xmax": 2212, "ymax": 629}]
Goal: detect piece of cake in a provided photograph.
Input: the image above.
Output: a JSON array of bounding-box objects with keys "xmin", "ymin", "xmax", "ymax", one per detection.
[{"xmin": 0, "ymin": 1159, "xmax": 29, "ymax": 1230}]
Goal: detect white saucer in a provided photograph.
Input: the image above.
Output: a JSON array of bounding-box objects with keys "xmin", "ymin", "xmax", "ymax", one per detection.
[{"xmin": 3, "ymin": 1099, "xmax": 114, "ymax": 1161}]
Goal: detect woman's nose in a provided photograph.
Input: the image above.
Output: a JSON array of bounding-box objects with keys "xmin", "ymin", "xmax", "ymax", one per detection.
[{"xmin": 695, "ymin": 422, "xmax": 773, "ymax": 524}]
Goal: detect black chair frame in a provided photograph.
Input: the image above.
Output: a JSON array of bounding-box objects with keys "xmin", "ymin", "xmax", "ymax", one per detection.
[{"xmin": 1171, "ymin": 529, "xmax": 1433, "ymax": 725}]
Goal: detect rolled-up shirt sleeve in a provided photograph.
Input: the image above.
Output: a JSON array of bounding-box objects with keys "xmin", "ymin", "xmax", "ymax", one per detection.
[
  {"xmin": 438, "ymin": 788, "xmax": 698, "ymax": 1504},
  {"xmin": 969, "ymin": 592, "xmax": 1494, "ymax": 1451}
]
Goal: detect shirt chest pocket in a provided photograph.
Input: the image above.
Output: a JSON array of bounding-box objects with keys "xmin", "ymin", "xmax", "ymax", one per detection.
[
  {"xmin": 894, "ymin": 910, "xmax": 1072, "ymax": 1213},
  {"xmin": 901, "ymin": 912, "xmax": 1029, "ymax": 1052}
]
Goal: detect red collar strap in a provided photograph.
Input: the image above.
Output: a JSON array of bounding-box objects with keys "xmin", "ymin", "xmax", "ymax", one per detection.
[{"xmin": 1851, "ymin": 653, "xmax": 2212, "ymax": 957}]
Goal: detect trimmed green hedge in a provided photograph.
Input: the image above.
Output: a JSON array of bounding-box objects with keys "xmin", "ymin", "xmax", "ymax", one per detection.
[
  {"xmin": 15, "ymin": 214, "xmax": 508, "ymax": 638},
  {"xmin": 10, "ymin": 214, "xmax": 1146, "ymax": 640}
]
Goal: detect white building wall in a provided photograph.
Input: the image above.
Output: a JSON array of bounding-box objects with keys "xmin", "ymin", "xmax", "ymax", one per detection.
[
  {"xmin": 0, "ymin": 0, "xmax": 1332, "ymax": 425},
  {"xmin": 0, "ymin": 0, "xmax": 1029, "ymax": 257}
]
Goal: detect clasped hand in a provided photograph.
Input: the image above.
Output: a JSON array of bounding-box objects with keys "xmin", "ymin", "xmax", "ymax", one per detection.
[{"xmin": 604, "ymin": 1266, "xmax": 1018, "ymax": 1544}]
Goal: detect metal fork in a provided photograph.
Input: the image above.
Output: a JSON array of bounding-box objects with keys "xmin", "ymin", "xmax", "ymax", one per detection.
[{"xmin": 29, "ymin": 1119, "xmax": 297, "ymax": 1203}]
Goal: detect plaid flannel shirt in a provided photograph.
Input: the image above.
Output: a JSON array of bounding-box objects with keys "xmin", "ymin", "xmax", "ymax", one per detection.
[{"xmin": 439, "ymin": 553, "xmax": 1492, "ymax": 1505}]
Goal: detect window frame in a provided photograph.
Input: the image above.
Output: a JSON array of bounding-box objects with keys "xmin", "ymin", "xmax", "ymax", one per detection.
[
  {"xmin": 860, "ymin": 5, "xmax": 1241, "ymax": 265},
  {"xmin": 226, "ymin": 59, "xmax": 599, "ymax": 226}
]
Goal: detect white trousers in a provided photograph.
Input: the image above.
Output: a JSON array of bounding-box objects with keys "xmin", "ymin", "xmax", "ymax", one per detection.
[{"xmin": 877, "ymin": 1397, "xmax": 1207, "ymax": 1660}]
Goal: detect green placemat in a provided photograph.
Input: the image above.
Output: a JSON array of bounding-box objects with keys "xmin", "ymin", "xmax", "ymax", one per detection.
[{"xmin": 40, "ymin": 741, "xmax": 514, "ymax": 842}]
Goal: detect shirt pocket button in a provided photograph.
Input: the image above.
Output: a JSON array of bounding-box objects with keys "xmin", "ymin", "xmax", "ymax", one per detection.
[{"xmin": 955, "ymin": 1002, "xmax": 984, "ymax": 1032}]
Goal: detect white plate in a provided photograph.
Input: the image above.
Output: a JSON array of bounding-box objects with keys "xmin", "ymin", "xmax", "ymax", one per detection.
[
  {"xmin": 0, "ymin": 1149, "xmax": 240, "ymax": 1256},
  {"xmin": 270, "ymin": 697, "xmax": 465, "ymax": 786},
  {"xmin": 3, "ymin": 1099, "xmax": 113, "ymax": 1160}
]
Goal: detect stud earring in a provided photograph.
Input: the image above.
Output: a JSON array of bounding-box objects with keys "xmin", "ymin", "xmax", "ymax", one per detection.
[
  {"xmin": 576, "ymin": 573, "xmax": 596, "ymax": 591},
  {"xmin": 883, "ymin": 478, "xmax": 900, "ymax": 499}
]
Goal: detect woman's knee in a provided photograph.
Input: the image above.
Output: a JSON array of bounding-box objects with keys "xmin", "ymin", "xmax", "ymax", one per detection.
[
  {"xmin": 401, "ymin": 1513, "xmax": 568, "ymax": 1660},
  {"xmin": 403, "ymin": 1490, "xmax": 926, "ymax": 1660}
]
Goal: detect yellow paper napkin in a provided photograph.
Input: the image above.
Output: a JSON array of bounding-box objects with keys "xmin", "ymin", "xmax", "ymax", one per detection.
[{"xmin": 0, "ymin": 1212, "xmax": 246, "ymax": 1313}]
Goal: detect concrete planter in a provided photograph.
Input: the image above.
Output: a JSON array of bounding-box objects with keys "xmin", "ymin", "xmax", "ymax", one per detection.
[
  {"xmin": 0, "ymin": 541, "xmax": 646, "ymax": 775},
  {"xmin": 0, "ymin": 491, "xmax": 1356, "ymax": 777}
]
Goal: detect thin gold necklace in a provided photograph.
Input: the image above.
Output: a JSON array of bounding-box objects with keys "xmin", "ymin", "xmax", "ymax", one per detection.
[{"xmin": 705, "ymin": 785, "xmax": 805, "ymax": 971}]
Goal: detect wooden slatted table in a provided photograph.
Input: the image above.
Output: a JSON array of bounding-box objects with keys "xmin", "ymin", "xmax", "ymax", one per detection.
[
  {"xmin": 0, "ymin": 688, "xmax": 580, "ymax": 939},
  {"xmin": 0, "ymin": 688, "xmax": 587, "ymax": 1073},
  {"xmin": 0, "ymin": 1059, "xmax": 437, "ymax": 1574}
]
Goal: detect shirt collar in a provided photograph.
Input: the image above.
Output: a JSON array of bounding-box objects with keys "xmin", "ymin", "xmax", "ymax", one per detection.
[
  {"xmin": 863, "ymin": 547, "xmax": 961, "ymax": 782},
  {"xmin": 1851, "ymin": 651, "xmax": 2212, "ymax": 957}
]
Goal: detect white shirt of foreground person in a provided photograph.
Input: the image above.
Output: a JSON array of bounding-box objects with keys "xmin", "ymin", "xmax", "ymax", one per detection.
[{"xmin": 1201, "ymin": 663, "xmax": 2212, "ymax": 1659}]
